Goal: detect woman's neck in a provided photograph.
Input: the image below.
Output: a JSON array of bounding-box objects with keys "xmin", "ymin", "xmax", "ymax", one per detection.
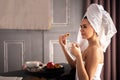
[{"xmin": 88, "ymin": 34, "xmax": 100, "ymax": 46}]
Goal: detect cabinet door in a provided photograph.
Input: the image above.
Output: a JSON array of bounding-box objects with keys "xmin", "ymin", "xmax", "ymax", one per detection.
[
  {"xmin": 4, "ymin": 41, "xmax": 24, "ymax": 72},
  {"xmin": 0, "ymin": 31, "xmax": 43, "ymax": 72}
]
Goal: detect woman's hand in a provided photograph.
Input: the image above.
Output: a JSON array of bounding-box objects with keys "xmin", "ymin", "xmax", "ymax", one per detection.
[
  {"xmin": 71, "ymin": 43, "xmax": 82, "ymax": 58},
  {"xmin": 59, "ymin": 33, "xmax": 69, "ymax": 48}
]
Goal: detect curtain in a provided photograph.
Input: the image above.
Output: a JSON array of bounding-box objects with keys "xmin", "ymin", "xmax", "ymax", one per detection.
[{"xmin": 83, "ymin": 0, "xmax": 120, "ymax": 80}]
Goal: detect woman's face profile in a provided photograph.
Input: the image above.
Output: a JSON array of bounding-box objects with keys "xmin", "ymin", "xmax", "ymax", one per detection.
[{"xmin": 80, "ymin": 19, "xmax": 94, "ymax": 39}]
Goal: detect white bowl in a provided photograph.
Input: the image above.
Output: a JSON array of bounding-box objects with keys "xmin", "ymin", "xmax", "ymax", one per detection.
[{"xmin": 25, "ymin": 61, "xmax": 40, "ymax": 68}]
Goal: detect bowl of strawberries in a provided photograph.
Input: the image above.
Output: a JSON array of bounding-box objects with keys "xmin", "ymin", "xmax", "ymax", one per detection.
[{"xmin": 44, "ymin": 62, "xmax": 64, "ymax": 73}]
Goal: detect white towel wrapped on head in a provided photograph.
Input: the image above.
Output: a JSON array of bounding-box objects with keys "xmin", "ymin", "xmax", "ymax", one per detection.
[{"xmin": 77, "ymin": 4, "xmax": 117, "ymax": 52}]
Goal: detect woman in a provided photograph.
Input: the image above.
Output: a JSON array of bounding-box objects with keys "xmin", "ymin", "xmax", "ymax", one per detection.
[{"xmin": 59, "ymin": 4, "xmax": 117, "ymax": 80}]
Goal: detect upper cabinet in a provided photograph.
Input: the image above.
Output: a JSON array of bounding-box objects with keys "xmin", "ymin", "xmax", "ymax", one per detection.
[{"xmin": 0, "ymin": 0, "xmax": 51, "ymax": 30}]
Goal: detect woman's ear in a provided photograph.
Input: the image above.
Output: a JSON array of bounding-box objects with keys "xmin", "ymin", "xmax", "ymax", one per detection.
[{"xmin": 93, "ymin": 30, "xmax": 98, "ymax": 37}]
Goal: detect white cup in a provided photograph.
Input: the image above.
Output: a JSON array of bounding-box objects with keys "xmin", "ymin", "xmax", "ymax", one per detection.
[
  {"xmin": 66, "ymin": 42, "xmax": 76, "ymax": 60},
  {"xmin": 67, "ymin": 42, "xmax": 72, "ymax": 52}
]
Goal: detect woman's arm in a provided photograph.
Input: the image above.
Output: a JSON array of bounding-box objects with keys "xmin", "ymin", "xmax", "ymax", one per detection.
[
  {"xmin": 61, "ymin": 44, "xmax": 76, "ymax": 68},
  {"xmin": 85, "ymin": 47, "xmax": 101, "ymax": 80},
  {"xmin": 59, "ymin": 34, "xmax": 76, "ymax": 68},
  {"xmin": 71, "ymin": 43, "xmax": 101, "ymax": 80}
]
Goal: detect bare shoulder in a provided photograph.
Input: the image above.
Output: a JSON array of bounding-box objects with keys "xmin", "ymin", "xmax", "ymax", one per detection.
[
  {"xmin": 89, "ymin": 45, "xmax": 102, "ymax": 54},
  {"xmin": 87, "ymin": 45, "xmax": 103, "ymax": 63}
]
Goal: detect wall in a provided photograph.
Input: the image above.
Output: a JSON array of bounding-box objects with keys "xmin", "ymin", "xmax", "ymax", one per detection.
[{"xmin": 0, "ymin": 0, "xmax": 84, "ymax": 73}]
